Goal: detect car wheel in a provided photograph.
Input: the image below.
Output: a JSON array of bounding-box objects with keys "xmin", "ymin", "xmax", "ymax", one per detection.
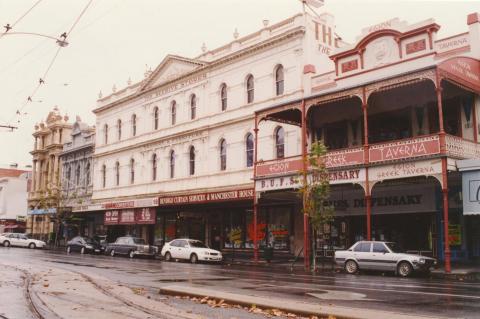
[
  {"xmin": 3, "ymin": 241, "xmax": 10, "ymax": 247},
  {"xmin": 190, "ymin": 253, "xmax": 198, "ymax": 264},
  {"xmin": 66, "ymin": 246, "xmax": 71, "ymax": 253},
  {"xmin": 165, "ymin": 252, "xmax": 172, "ymax": 262},
  {"xmin": 129, "ymin": 250, "xmax": 135, "ymax": 259},
  {"xmin": 80, "ymin": 247, "xmax": 85, "ymax": 254},
  {"xmin": 398, "ymin": 261, "xmax": 413, "ymax": 277},
  {"xmin": 110, "ymin": 249, "xmax": 115, "ymax": 257},
  {"xmin": 345, "ymin": 260, "xmax": 358, "ymax": 274},
  {"xmin": 28, "ymin": 243, "xmax": 36, "ymax": 249}
]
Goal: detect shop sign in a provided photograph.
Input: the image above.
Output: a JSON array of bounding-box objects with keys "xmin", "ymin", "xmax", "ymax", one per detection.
[
  {"xmin": 102, "ymin": 197, "xmax": 159, "ymax": 209},
  {"xmin": 369, "ymin": 136, "xmax": 440, "ymax": 163},
  {"xmin": 27, "ymin": 208, "xmax": 57, "ymax": 215},
  {"xmin": 448, "ymin": 224, "xmax": 462, "ymax": 246},
  {"xmin": 326, "ymin": 148, "xmax": 364, "ymax": 168},
  {"xmin": 16, "ymin": 215, "xmax": 26, "ymax": 222},
  {"xmin": 135, "ymin": 208, "xmax": 156, "ymax": 224},
  {"xmin": 256, "ymin": 169, "xmax": 365, "ymax": 192},
  {"xmin": 461, "ymin": 168, "xmax": 480, "ymax": 215},
  {"xmin": 158, "ymin": 189, "xmax": 254, "ymax": 205},
  {"xmin": 329, "ymin": 182, "xmax": 437, "ymax": 216},
  {"xmin": 119, "ymin": 209, "xmax": 135, "ymax": 225},
  {"xmin": 72, "ymin": 204, "xmax": 105, "ymax": 213},
  {"xmin": 256, "ymin": 157, "xmax": 303, "ymax": 177},
  {"xmin": 369, "ymin": 159, "xmax": 442, "ymax": 182},
  {"xmin": 104, "ymin": 210, "xmax": 119, "ymax": 225},
  {"xmin": 436, "ymin": 34, "xmax": 469, "ymax": 54},
  {"xmin": 438, "ymin": 57, "xmax": 480, "ymax": 91}
]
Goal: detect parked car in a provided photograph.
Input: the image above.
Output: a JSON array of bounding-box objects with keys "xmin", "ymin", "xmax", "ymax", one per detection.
[
  {"xmin": 66, "ymin": 236, "xmax": 104, "ymax": 254},
  {"xmin": 105, "ymin": 236, "xmax": 157, "ymax": 258},
  {"xmin": 0, "ymin": 233, "xmax": 46, "ymax": 249},
  {"xmin": 93, "ymin": 235, "xmax": 108, "ymax": 251},
  {"xmin": 161, "ymin": 239, "xmax": 222, "ymax": 263},
  {"xmin": 334, "ymin": 241, "xmax": 437, "ymax": 277}
]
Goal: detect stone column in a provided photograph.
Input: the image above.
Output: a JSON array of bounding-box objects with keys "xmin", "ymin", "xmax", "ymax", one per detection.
[{"xmin": 32, "ymin": 160, "xmax": 37, "ymax": 192}]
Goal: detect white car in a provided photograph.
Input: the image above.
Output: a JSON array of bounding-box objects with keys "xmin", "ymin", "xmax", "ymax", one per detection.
[
  {"xmin": 0, "ymin": 233, "xmax": 46, "ymax": 249},
  {"xmin": 161, "ymin": 239, "xmax": 222, "ymax": 263}
]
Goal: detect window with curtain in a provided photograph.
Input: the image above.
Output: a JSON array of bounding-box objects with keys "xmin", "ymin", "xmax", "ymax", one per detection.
[
  {"xmin": 220, "ymin": 83, "xmax": 227, "ymax": 111},
  {"xmin": 170, "ymin": 150, "xmax": 175, "ymax": 178},
  {"xmin": 130, "ymin": 158, "xmax": 135, "ymax": 184},
  {"xmin": 275, "ymin": 126, "xmax": 285, "ymax": 159},
  {"xmin": 101, "ymin": 164, "xmax": 106, "ymax": 188},
  {"xmin": 190, "ymin": 94, "xmax": 196, "ymax": 120},
  {"xmin": 275, "ymin": 65, "xmax": 284, "ymax": 96},
  {"xmin": 131, "ymin": 114, "xmax": 137, "ymax": 136},
  {"xmin": 153, "ymin": 107, "xmax": 159, "ymax": 130},
  {"xmin": 117, "ymin": 119, "xmax": 122, "ymax": 140},
  {"xmin": 115, "ymin": 162, "xmax": 120, "ymax": 186},
  {"xmin": 220, "ymin": 139, "xmax": 227, "ymax": 171},
  {"xmin": 189, "ymin": 146, "xmax": 195, "ymax": 175},
  {"xmin": 246, "ymin": 133, "xmax": 254, "ymax": 167},
  {"xmin": 246, "ymin": 75, "xmax": 254, "ymax": 103},
  {"xmin": 171, "ymin": 101, "xmax": 176, "ymax": 125},
  {"xmin": 152, "ymin": 153, "xmax": 157, "ymax": 181}
]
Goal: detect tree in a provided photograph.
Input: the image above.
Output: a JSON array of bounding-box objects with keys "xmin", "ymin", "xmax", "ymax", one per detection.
[{"xmin": 298, "ymin": 140, "xmax": 334, "ymax": 271}]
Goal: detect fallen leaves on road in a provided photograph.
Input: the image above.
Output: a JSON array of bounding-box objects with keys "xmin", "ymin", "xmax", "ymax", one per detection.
[
  {"xmin": 174, "ymin": 295, "xmax": 336, "ymax": 318},
  {"xmin": 131, "ymin": 287, "xmax": 146, "ymax": 295}
]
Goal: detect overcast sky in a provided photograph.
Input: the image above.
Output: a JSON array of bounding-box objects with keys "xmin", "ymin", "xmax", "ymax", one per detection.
[{"xmin": 0, "ymin": 0, "xmax": 478, "ymax": 167}]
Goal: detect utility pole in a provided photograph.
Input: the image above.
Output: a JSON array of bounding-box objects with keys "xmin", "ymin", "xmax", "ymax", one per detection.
[{"xmin": 0, "ymin": 125, "xmax": 18, "ymax": 131}]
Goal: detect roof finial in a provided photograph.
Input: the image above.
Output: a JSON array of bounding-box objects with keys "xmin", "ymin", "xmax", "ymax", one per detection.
[
  {"xmin": 263, "ymin": 19, "xmax": 269, "ymax": 27},
  {"xmin": 144, "ymin": 64, "xmax": 152, "ymax": 78},
  {"xmin": 98, "ymin": 90, "xmax": 103, "ymax": 99},
  {"xmin": 127, "ymin": 77, "xmax": 132, "ymax": 86},
  {"xmin": 112, "ymin": 84, "xmax": 117, "ymax": 93},
  {"xmin": 233, "ymin": 28, "xmax": 239, "ymax": 39},
  {"xmin": 201, "ymin": 42, "xmax": 207, "ymax": 52}
]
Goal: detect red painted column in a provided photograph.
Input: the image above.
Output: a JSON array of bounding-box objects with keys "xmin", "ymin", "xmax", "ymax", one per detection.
[
  {"xmin": 435, "ymin": 73, "xmax": 451, "ymax": 273},
  {"xmin": 362, "ymin": 93, "xmax": 371, "ymax": 241},
  {"xmin": 301, "ymin": 100, "xmax": 310, "ymax": 270},
  {"xmin": 472, "ymin": 97, "xmax": 478, "ymax": 143},
  {"xmin": 253, "ymin": 117, "xmax": 259, "ymax": 262}
]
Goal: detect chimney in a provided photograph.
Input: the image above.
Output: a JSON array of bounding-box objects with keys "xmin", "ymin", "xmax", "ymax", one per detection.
[{"xmin": 467, "ymin": 13, "xmax": 480, "ymax": 55}]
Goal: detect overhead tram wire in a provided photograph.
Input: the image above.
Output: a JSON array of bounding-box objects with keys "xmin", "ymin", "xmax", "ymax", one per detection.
[
  {"xmin": 0, "ymin": 0, "xmax": 44, "ymax": 40},
  {"xmin": 6, "ymin": 0, "xmax": 94, "ymax": 127}
]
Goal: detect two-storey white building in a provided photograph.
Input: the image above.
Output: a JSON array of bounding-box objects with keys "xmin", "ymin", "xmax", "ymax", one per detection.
[{"xmin": 90, "ymin": 12, "xmax": 340, "ymax": 252}]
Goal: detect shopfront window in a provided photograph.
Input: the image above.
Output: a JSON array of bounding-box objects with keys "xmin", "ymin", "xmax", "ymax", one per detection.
[
  {"xmin": 224, "ymin": 211, "xmax": 245, "ymax": 249},
  {"xmin": 267, "ymin": 207, "xmax": 290, "ymax": 249},
  {"xmin": 165, "ymin": 213, "xmax": 176, "ymax": 243}
]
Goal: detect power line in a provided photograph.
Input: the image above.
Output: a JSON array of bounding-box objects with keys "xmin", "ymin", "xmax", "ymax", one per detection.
[
  {"xmin": 0, "ymin": 0, "xmax": 44, "ymax": 39},
  {"xmin": 6, "ymin": 0, "xmax": 94, "ymax": 127}
]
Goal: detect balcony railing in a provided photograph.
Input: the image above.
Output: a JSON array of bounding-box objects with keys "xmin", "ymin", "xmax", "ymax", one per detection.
[{"xmin": 255, "ymin": 134, "xmax": 480, "ymax": 179}]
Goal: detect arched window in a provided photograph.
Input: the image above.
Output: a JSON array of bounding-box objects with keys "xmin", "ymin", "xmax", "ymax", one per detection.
[
  {"xmin": 169, "ymin": 150, "xmax": 175, "ymax": 178},
  {"xmin": 103, "ymin": 124, "xmax": 108, "ymax": 144},
  {"xmin": 219, "ymin": 139, "xmax": 227, "ymax": 171},
  {"xmin": 171, "ymin": 101, "xmax": 176, "ymax": 125},
  {"xmin": 275, "ymin": 127, "xmax": 285, "ymax": 159},
  {"xmin": 115, "ymin": 162, "xmax": 120, "ymax": 186},
  {"xmin": 190, "ymin": 94, "xmax": 196, "ymax": 120},
  {"xmin": 275, "ymin": 65, "xmax": 284, "ymax": 96},
  {"xmin": 246, "ymin": 133, "xmax": 254, "ymax": 167},
  {"xmin": 189, "ymin": 146, "xmax": 195, "ymax": 175},
  {"xmin": 101, "ymin": 164, "xmax": 106, "ymax": 188},
  {"xmin": 75, "ymin": 164, "xmax": 81, "ymax": 185},
  {"xmin": 153, "ymin": 107, "xmax": 159, "ymax": 130},
  {"xmin": 152, "ymin": 153, "xmax": 157, "ymax": 181},
  {"xmin": 86, "ymin": 162, "xmax": 91, "ymax": 186},
  {"xmin": 246, "ymin": 74, "xmax": 254, "ymax": 103},
  {"xmin": 220, "ymin": 83, "xmax": 227, "ymax": 111},
  {"xmin": 129, "ymin": 158, "xmax": 135, "ymax": 184},
  {"xmin": 131, "ymin": 114, "xmax": 137, "ymax": 136},
  {"xmin": 117, "ymin": 119, "xmax": 122, "ymax": 140}
]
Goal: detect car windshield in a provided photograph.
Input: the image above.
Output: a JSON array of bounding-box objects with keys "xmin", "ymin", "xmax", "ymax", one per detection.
[
  {"xmin": 133, "ymin": 238, "xmax": 146, "ymax": 245},
  {"xmin": 189, "ymin": 240, "xmax": 207, "ymax": 248},
  {"xmin": 385, "ymin": 242, "xmax": 401, "ymax": 253}
]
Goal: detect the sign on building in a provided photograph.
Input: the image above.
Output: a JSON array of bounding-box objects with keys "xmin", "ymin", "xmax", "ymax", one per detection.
[
  {"xmin": 369, "ymin": 136, "xmax": 440, "ymax": 163},
  {"xmin": 104, "ymin": 208, "xmax": 156, "ymax": 225},
  {"xmin": 438, "ymin": 57, "xmax": 480, "ymax": 92},
  {"xmin": 369, "ymin": 159, "xmax": 442, "ymax": 182},
  {"xmin": 158, "ymin": 189, "xmax": 254, "ymax": 205},
  {"xmin": 102, "ymin": 197, "xmax": 159, "ymax": 210}
]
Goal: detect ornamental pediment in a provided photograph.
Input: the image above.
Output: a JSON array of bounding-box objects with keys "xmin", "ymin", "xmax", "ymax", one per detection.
[{"xmin": 140, "ymin": 55, "xmax": 207, "ymax": 91}]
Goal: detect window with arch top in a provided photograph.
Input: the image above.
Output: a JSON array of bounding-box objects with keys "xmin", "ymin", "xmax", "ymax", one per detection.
[
  {"xmin": 246, "ymin": 74, "xmax": 254, "ymax": 103},
  {"xmin": 275, "ymin": 65, "xmax": 284, "ymax": 96},
  {"xmin": 275, "ymin": 126, "xmax": 285, "ymax": 159},
  {"xmin": 219, "ymin": 139, "xmax": 227, "ymax": 171}
]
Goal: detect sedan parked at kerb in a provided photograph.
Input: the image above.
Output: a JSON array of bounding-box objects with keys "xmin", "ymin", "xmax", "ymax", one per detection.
[
  {"xmin": 66, "ymin": 236, "xmax": 104, "ymax": 254},
  {"xmin": 0, "ymin": 233, "xmax": 46, "ymax": 249},
  {"xmin": 161, "ymin": 239, "xmax": 222, "ymax": 263},
  {"xmin": 105, "ymin": 236, "xmax": 158, "ymax": 258},
  {"xmin": 335, "ymin": 241, "xmax": 436, "ymax": 277}
]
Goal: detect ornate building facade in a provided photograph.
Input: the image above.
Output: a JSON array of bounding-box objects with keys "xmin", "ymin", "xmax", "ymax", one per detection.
[
  {"xmin": 90, "ymin": 12, "xmax": 340, "ymax": 248},
  {"xmin": 59, "ymin": 117, "xmax": 96, "ymax": 238},
  {"xmin": 27, "ymin": 107, "xmax": 72, "ymax": 241}
]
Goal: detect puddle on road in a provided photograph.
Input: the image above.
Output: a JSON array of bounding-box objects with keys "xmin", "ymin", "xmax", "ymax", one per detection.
[{"xmin": 45, "ymin": 260, "xmax": 115, "ymax": 270}]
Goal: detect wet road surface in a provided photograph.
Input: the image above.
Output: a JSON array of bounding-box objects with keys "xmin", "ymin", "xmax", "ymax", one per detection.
[{"xmin": 1, "ymin": 247, "xmax": 479, "ymax": 318}]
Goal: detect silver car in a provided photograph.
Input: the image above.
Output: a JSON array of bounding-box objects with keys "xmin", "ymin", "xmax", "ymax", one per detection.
[{"xmin": 334, "ymin": 241, "xmax": 436, "ymax": 277}]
